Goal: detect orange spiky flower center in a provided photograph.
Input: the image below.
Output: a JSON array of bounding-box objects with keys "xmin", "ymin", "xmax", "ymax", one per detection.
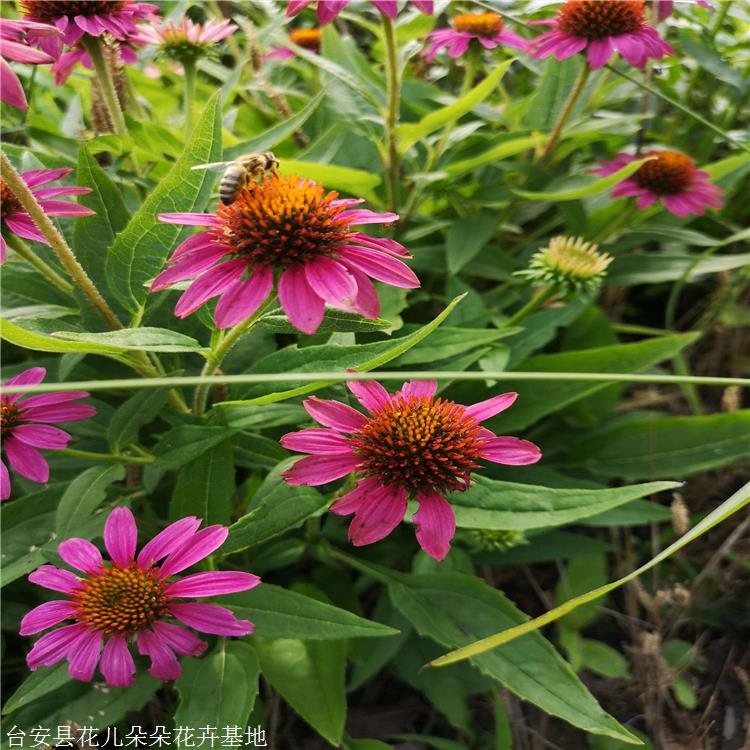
[
  {"xmin": 73, "ymin": 564, "xmax": 169, "ymax": 635},
  {"xmin": 634, "ymin": 150, "xmax": 695, "ymax": 194},
  {"xmin": 558, "ymin": 0, "xmax": 645, "ymax": 39},
  {"xmin": 21, "ymin": 0, "xmax": 127, "ymax": 22},
  {"xmin": 451, "ymin": 12, "xmax": 503, "ymax": 37},
  {"xmin": 216, "ymin": 173, "xmax": 353, "ymax": 268},
  {"xmin": 1, "ymin": 398, "xmax": 21, "ymax": 435},
  {"xmin": 1, "ymin": 180, "xmax": 22, "ymax": 221},
  {"xmin": 352, "ymin": 396, "xmax": 486, "ymax": 494},
  {"xmin": 290, "ymin": 28, "xmax": 322, "ymax": 51}
]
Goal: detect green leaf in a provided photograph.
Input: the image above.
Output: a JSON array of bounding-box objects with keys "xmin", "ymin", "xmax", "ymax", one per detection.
[
  {"xmin": 566, "ymin": 410, "xmax": 750, "ymax": 480},
  {"xmin": 225, "ymin": 584, "xmax": 399, "ymax": 640},
  {"xmin": 225, "ymin": 459, "xmax": 326, "ymax": 554},
  {"xmin": 583, "ymin": 499, "xmax": 672, "ymax": 527},
  {"xmin": 446, "ymin": 216, "xmax": 496, "ymax": 275},
  {"xmin": 280, "ymin": 159, "xmax": 381, "ymax": 203},
  {"xmin": 343, "ymin": 739, "xmax": 393, "ymax": 750},
  {"xmin": 398, "ymin": 60, "xmax": 515, "ymax": 153},
  {"xmin": 260, "ymin": 308, "xmax": 392, "ymax": 333},
  {"xmin": 523, "ymin": 57, "xmax": 583, "ymax": 130},
  {"xmin": 171, "ymin": 440, "xmax": 235, "ymax": 525},
  {"xmin": 152, "ymin": 425, "xmax": 238, "ymax": 471},
  {"xmin": 388, "ymin": 573, "xmax": 638, "ymax": 744},
  {"xmin": 556, "ymin": 555, "xmax": 608, "ymax": 629},
  {"xmin": 73, "ymin": 144, "xmax": 130, "ymax": 297},
  {"xmin": 491, "ymin": 333, "xmax": 699, "ymax": 431},
  {"xmin": 51, "ymin": 327, "xmax": 205, "ymax": 352},
  {"xmin": 607, "ymin": 252, "xmax": 750, "ymax": 285},
  {"xmin": 225, "ymin": 91, "xmax": 325, "ymax": 158},
  {"xmin": 55, "ymin": 465, "xmax": 125, "ymax": 538},
  {"xmin": 450, "ymin": 478, "xmax": 679, "ymax": 531},
  {"xmin": 107, "ymin": 388, "xmax": 168, "ymax": 452},
  {"xmin": 174, "ymin": 641, "xmax": 260, "ymax": 726},
  {"xmin": 2, "ymin": 663, "xmax": 70, "ymax": 716},
  {"xmin": 430, "ymin": 482, "xmax": 750, "ymax": 668},
  {"xmin": 443, "ymin": 134, "xmax": 544, "ymax": 178},
  {"xmin": 513, "ymin": 157, "xmax": 653, "ymax": 201},
  {"xmin": 580, "ymin": 639, "xmax": 631, "ymax": 680},
  {"xmin": 218, "ymin": 294, "xmax": 466, "ymax": 407},
  {"xmin": 1, "ymin": 317, "xmax": 124, "ymax": 354},
  {"xmin": 105, "ymin": 91, "xmax": 222, "ymax": 314},
  {"xmin": 254, "ymin": 636, "xmax": 347, "ymax": 745},
  {"xmin": 395, "ymin": 325, "xmax": 519, "ymax": 365}
]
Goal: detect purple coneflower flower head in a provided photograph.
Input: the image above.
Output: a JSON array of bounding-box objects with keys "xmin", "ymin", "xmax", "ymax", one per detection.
[
  {"xmin": 151, "ymin": 174, "xmax": 419, "ymax": 335},
  {"xmin": 281, "ymin": 379, "xmax": 541, "ymax": 561},
  {"xmin": 0, "ymin": 18, "xmax": 60, "ymax": 110},
  {"xmin": 136, "ymin": 17, "xmax": 238, "ymax": 63},
  {"xmin": 21, "ymin": 507, "xmax": 260, "ymax": 685},
  {"xmin": 1, "ymin": 166, "xmax": 94, "ymax": 263},
  {"xmin": 287, "ymin": 0, "xmax": 433, "ymax": 25},
  {"xmin": 654, "ymin": 0, "xmax": 713, "ymax": 22},
  {"xmin": 1, "ymin": 367, "xmax": 96, "ymax": 501},
  {"xmin": 266, "ymin": 27, "xmax": 322, "ymax": 60},
  {"xmin": 529, "ymin": 0, "xmax": 673, "ymax": 70},
  {"xmin": 20, "ymin": 0, "xmax": 158, "ymax": 59},
  {"xmin": 421, "ymin": 12, "xmax": 528, "ymax": 63},
  {"xmin": 594, "ymin": 149, "xmax": 723, "ymax": 217}
]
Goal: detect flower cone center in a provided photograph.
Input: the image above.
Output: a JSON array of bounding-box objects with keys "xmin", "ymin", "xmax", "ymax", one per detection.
[
  {"xmin": 0, "ymin": 398, "xmax": 21, "ymax": 435},
  {"xmin": 216, "ymin": 173, "xmax": 352, "ymax": 268},
  {"xmin": 352, "ymin": 396, "xmax": 485, "ymax": 494},
  {"xmin": 634, "ymin": 150, "xmax": 695, "ymax": 194},
  {"xmin": 21, "ymin": 0, "xmax": 127, "ymax": 22},
  {"xmin": 73, "ymin": 564, "xmax": 168, "ymax": 635},
  {"xmin": 451, "ymin": 13, "xmax": 503, "ymax": 37},
  {"xmin": 1, "ymin": 180, "xmax": 22, "ymax": 222},
  {"xmin": 558, "ymin": 0, "xmax": 645, "ymax": 39},
  {"xmin": 290, "ymin": 28, "xmax": 321, "ymax": 51}
]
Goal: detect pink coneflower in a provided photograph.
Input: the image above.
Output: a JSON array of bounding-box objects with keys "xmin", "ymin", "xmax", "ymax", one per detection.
[
  {"xmin": 136, "ymin": 17, "xmax": 238, "ymax": 62},
  {"xmin": 594, "ymin": 150, "xmax": 723, "ymax": 217},
  {"xmin": 20, "ymin": 0, "xmax": 158, "ymax": 59},
  {"xmin": 282, "ymin": 380, "xmax": 541, "ymax": 560},
  {"xmin": 529, "ymin": 0, "xmax": 673, "ymax": 70},
  {"xmin": 654, "ymin": 0, "xmax": 713, "ymax": 22},
  {"xmin": 1, "ymin": 367, "xmax": 96, "ymax": 501},
  {"xmin": 0, "ymin": 18, "xmax": 60, "ymax": 110},
  {"xmin": 266, "ymin": 27, "xmax": 322, "ymax": 60},
  {"xmin": 21, "ymin": 507, "xmax": 260, "ymax": 685},
  {"xmin": 287, "ymin": 0, "xmax": 433, "ymax": 25},
  {"xmin": 50, "ymin": 31, "xmax": 143, "ymax": 85},
  {"xmin": 151, "ymin": 174, "xmax": 419, "ymax": 335},
  {"xmin": 421, "ymin": 12, "xmax": 528, "ymax": 62},
  {"xmin": 1, "ymin": 166, "xmax": 93, "ymax": 263}
]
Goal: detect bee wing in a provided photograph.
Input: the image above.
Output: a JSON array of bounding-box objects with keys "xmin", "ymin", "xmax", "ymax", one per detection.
[{"xmin": 191, "ymin": 161, "xmax": 232, "ymax": 171}]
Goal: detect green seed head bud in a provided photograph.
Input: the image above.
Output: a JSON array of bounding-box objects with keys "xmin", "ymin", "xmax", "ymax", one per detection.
[{"xmin": 459, "ymin": 528, "xmax": 527, "ymax": 553}]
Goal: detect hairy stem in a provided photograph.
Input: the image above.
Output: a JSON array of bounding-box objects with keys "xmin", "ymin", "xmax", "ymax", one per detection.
[
  {"xmin": 82, "ymin": 35, "xmax": 127, "ymax": 135},
  {"xmin": 4, "ymin": 233, "xmax": 75, "ymax": 295},
  {"xmin": 538, "ymin": 64, "xmax": 590, "ymax": 162}
]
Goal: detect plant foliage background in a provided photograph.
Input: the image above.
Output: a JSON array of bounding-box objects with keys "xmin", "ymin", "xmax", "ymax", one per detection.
[{"xmin": 1, "ymin": 0, "xmax": 749, "ymax": 748}]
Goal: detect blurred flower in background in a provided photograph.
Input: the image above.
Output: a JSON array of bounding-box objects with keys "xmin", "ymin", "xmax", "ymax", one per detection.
[
  {"xmin": 266, "ymin": 27, "xmax": 322, "ymax": 60},
  {"xmin": 137, "ymin": 16, "xmax": 238, "ymax": 64},
  {"xmin": 286, "ymin": 0, "xmax": 433, "ymax": 25}
]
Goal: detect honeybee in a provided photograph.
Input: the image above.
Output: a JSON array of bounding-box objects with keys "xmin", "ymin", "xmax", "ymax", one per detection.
[{"xmin": 191, "ymin": 151, "xmax": 279, "ymax": 205}]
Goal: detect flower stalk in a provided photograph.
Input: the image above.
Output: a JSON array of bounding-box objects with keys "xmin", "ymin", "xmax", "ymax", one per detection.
[
  {"xmin": 538, "ymin": 64, "xmax": 590, "ymax": 162},
  {"xmin": 4, "ymin": 233, "xmax": 74, "ymax": 296},
  {"xmin": 82, "ymin": 35, "xmax": 128, "ymax": 135},
  {"xmin": 382, "ymin": 16, "xmax": 401, "ymax": 213}
]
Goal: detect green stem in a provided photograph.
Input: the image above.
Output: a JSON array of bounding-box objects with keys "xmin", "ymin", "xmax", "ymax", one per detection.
[
  {"xmin": 82, "ymin": 36, "xmax": 127, "ymax": 135},
  {"xmin": 123, "ymin": 69, "xmax": 146, "ymax": 119},
  {"xmin": 382, "ymin": 16, "xmax": 401, "ymax": 214},
  {"xmin": 4, "ymin": 233, "xmax": 74, "ymax": 295},
  {"xmin": 58, "ymin": 448, "xmax": 153, "ymax": 464},
  {"xmin": 709, "ymin": 0, "xmax": 732, "ymax": 39},
  {"xmin": 0, "ymin": 151, "xmax": 123, "ymax": 330},
  {"xmin": 503, "ymin": 287, "xmax": 557, "ymax": 328},
  {"xmin": 183, "ymin": 58, "xmax": 197, "ymax": 138},
  {"xmin": 193, "ymin": 293, "xmax": 276, "ymax": 417},
  {"xmin": 538, "ymin": 64, "xmax": 590, "ymax": 163}
]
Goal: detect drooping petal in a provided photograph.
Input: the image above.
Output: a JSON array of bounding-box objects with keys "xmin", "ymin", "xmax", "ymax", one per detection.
[
  {"xmin": 158, "ymin": 212, "xmax": 221, "ymax": 226},
  {"xmin": 26, "ymin": 623, "xmax": 88, "ymax": 671},
  {"xmin": 158, "ymin": 525, "xmax": 229, "ymax": 579},
  {"xmin": 103, "ymin": 507, "xmax": 137, "ymax": 567},
  {"xmin": 166, "ymin": 571, "xmax": 260, "ymax": 598},
  {"xmin": 169, "ymin": 602, "xmax": 254, "ymax": 636},
  {"xmin": 280, "ymin": 428, "xmax": 353, "ymax": 455},
  {"xmin": 462, "ymin": 392, "xmax": 518, "ymax": 422},
  {"xmin": 136, "ymin": 516, "xmax": 202, "ymax": 568},
  {"xmin": 137, "ymin": 628, "xmax": 181, "ymax": 680},
  {"xmin": 58, "ymin": 538, "xmax": 103, "ymax": 574},
  {"xmin": 349, "ymin": 484, "xmax": 407, "ymax": 547},
  {"xmin": 413, "ymin": 489, "xmax": 455, "ymax": 561},
  {"xmin": 304, "ymin": 256, "xmax": 358, "ymax": 308},
  {"xmin": 346, "ymin": 379, "xmax": 391, "ymax": 413},
  {"xmin": 12, "ymin": 424, "xmax": 71, "ymax": 450},
  {"xmin": 99, "ymin": 634, "xmax": 135, "ymax": 687},
  {"xmin": 347, "ymin": 268, "xmax": 380, "ymax": 319},
  {"xmin": 3, "ymin": 367, "xmax": 45, "ymax": 404},
  {"xmin": 15, "ymin": 391, "xmax": 90, "ymax": 411},
  {"xmin": 316, "ymin": 0, "xmax": 349, "ymax": 24},
  {"xmin": 20, "ymin": 600, "xmax": 78, "ymax": 636},
  {"xmin": 28, "ymin": 564, "xmax": 82, "ymax": 595},
  {"xmin": 338, "ymin": 245, "xmax": 420, "ymax": 288},
  {"xmin": 480, "ymin": 436, "xmax": 542, "ymax": 465},
  {"xmin": 67, "ymin": 627, "xmax": 103, "ymax": 682},
  {"xmin": 174, "ymin": 259, "xmax": 246, "ymax": 318},
  {"xmin": 283, "ymin": 453, "xmax": 360, "ymax": 486},
  {"xmin": 18, "ymin": 402, "xmax": 96, "ymax": 423},
  {"xmin": 0, "ymin": 58, "xmax": 27, "ymax": 110},
  {"xmin": 149, "ymin": 245, "xmax": 230, "ymax": 291},
  {"xmin": 150, "ymin": 622, "xmax": 207, "ymax": 657},
  {"xmin": 213, "ymin": 263, "xmax": 273, "ymax": 329},
  {"xmin": 36, "ymin": 199, "xmax": 94, "ymax": 217},
  {"xmin": 329, "ymin": 476, "xmax": 381, "ymax": 516},
  {"xmin": 303, "ymin": 396, "xmax": 366, "ymax": 433},
  {"xmin": 3, "ymin": 437, "xmax": 49, "ymax": 483},
  {"xmin": 278, "ymin": 264, "xmax": 325, "ymax": 335},
  {"xmin": 4, "ymin": 214, "xmax": 47, "ymax": 244}
]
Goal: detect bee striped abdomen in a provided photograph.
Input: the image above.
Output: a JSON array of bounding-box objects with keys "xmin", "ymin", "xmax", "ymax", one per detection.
[{"xmin": 219, "ymin": 164, "xmax": 246, "ymax": 205}]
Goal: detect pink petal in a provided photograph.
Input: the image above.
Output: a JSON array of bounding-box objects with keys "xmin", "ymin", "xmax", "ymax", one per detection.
[
  {"xmin": 349, "ymin": 484, "xmax": 407, "ymax": 547},
  {"xmin": 346, "ymin": 379, "xmax": 391, "ymax": 413},
  {"xmin": 137, "ymin": 628, "xmax": 181, "ymax": 680},
  {"xmin": 278, "ymin": 265, "xmax": 325, "ymax": 335},
  {"xmin": 283, "ymin": 453, "xmax": 360, "ymax": 486},
  {"xmin": 150, "ymin": 621, "xmax": 207, "ymax": 657},
  {"xmin": 36, "ymin": 199, "xmax": 94, "ymax": 217},
  {"xmin": 58, "ymin": 538, "xmax": 103, "ymax": 574},
  {"xmin": 3, "ymin": 437, "xmax": 49, "ymax": 483},
  {"xmin": 15, "ymin": 391, "xmax": 90, "ymax": 410},
  {"xmin": 3, "ymin": 367, "xmax": 46, "ymax": 404},
  {"xmin": 18, "ymin": 402, "xmax": 96, "ymax": 423},
  {"xmin": 329, "ymin": 476, "xmax": 381, "ymax": 516},
  {"xmin": 103, "ymin": 507, "xmax": 137, "ymax": 567},
  {"xmin": 21, "ymin": 168, "xmax": 72, "ymax": 188},
  {"xmin": 372, "ymin": 0, "xmax": 397, "ymax": 17},
  {"xmin": 26, "ymin": 623, "xmax": 88, "ymax": 671},
  {"xmin": 150, "ymin": 245, "xmax": 229, "ymax": 291},
  {"xmin": 348, "ymin": 268, "xmax": 380, "ymax": 319},
  {"xmin": 304, "ymin": 257, "xmax": 358, "ymax": 307},
  {"xmin": 137, "ymin": 516, "xmax": 202, "ymax": 568},
  {"xmin": 412, "ymin": 0, "xmax": 433, "ymax": 12},
  {"xmin": 20, "ymin": 600, "xmax": 78, "ymax": 636},
  {"xmin": 28, "ymin": 564, "xmax": 82, "ymax": 595},
  {"xmin": 0, "ymin": 58, "xmax": 27, "ymax": 110},
  {"xmin": 280, "ymin": 428, "xmax": 353, "ymax": 455},
  {"xmin": 480, "ymin": 436, "xmax": 542, "ymax": 465},
  {"xmin": 339, "ymin": 209, "xmax": 398, "ymax": 225},
  {"xmin": 213, "ymin": 263, "xmax": 273, "ymax": 329},
  {"xmin": 351, "ymin": 234, "xmax": 409, "ymax": 257},
  {"xmin": 316, "ymin": 0, "xmax": 349, "ymax": 24},
  {"xmin": 67, "ymin": 627, "xmax": 103, "ymax": 682},
  {"xmin": 462, "ymin": 392, "xmax": 518, "ymax": 423},
  {"xmin": 74, "ymin": 14, "xmax": 105, "ymax": 36},
  {"xmin": 338, "ymin": 246, "xmax": 420, "ymax": 289},
  {"xmin": 32, "ymin": 186, "xmax": 92, "ymax": 199},
  {"xmin": 169, "ymin": 230, "xmax": 226, "ymax": 261},
  {"xmin": 413, "ymin": 490, "xmax": 455, "ymax": 561},
  {"xmin": 587, "ymin": 37, "xmax": 613, "ymax": 68},
  {"xmin": 0, "ymin": 39, "xmax": 54, "ymax": 64},
  {"xmin": 169, "ymin": 602, "xmax": 254, "ymax": 636},
  {"xmin": 158, "ymin": 212, "xmax": 221, "ymax": 227},
  {"xmin": 166, "ymin": 571, "xmax": 260, "ymax": 598},
  {"xmin": 399, "ymin": 380, "xmax": 437, "ymax": 401},
  {"xmin": 286, "ymin": 0, "xmax": 314, "ymax": 16},
  {"xmin": 12, "ymin": 424, "xmax": 71, "ymax": 450},
  {"xmin": 158, "ymin": 526, "xmax": 229, "ymax": 579},
  {"xmin": 99, "ymin": 634, "xmax": 135, "ymax": 687},
  {"xmin": 174, "ymin": 259, "xmax": 247, "ymax": 318},
  {"xmin": 303, "ymin": 396, "xmax": 366, "ymax": 433}
]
